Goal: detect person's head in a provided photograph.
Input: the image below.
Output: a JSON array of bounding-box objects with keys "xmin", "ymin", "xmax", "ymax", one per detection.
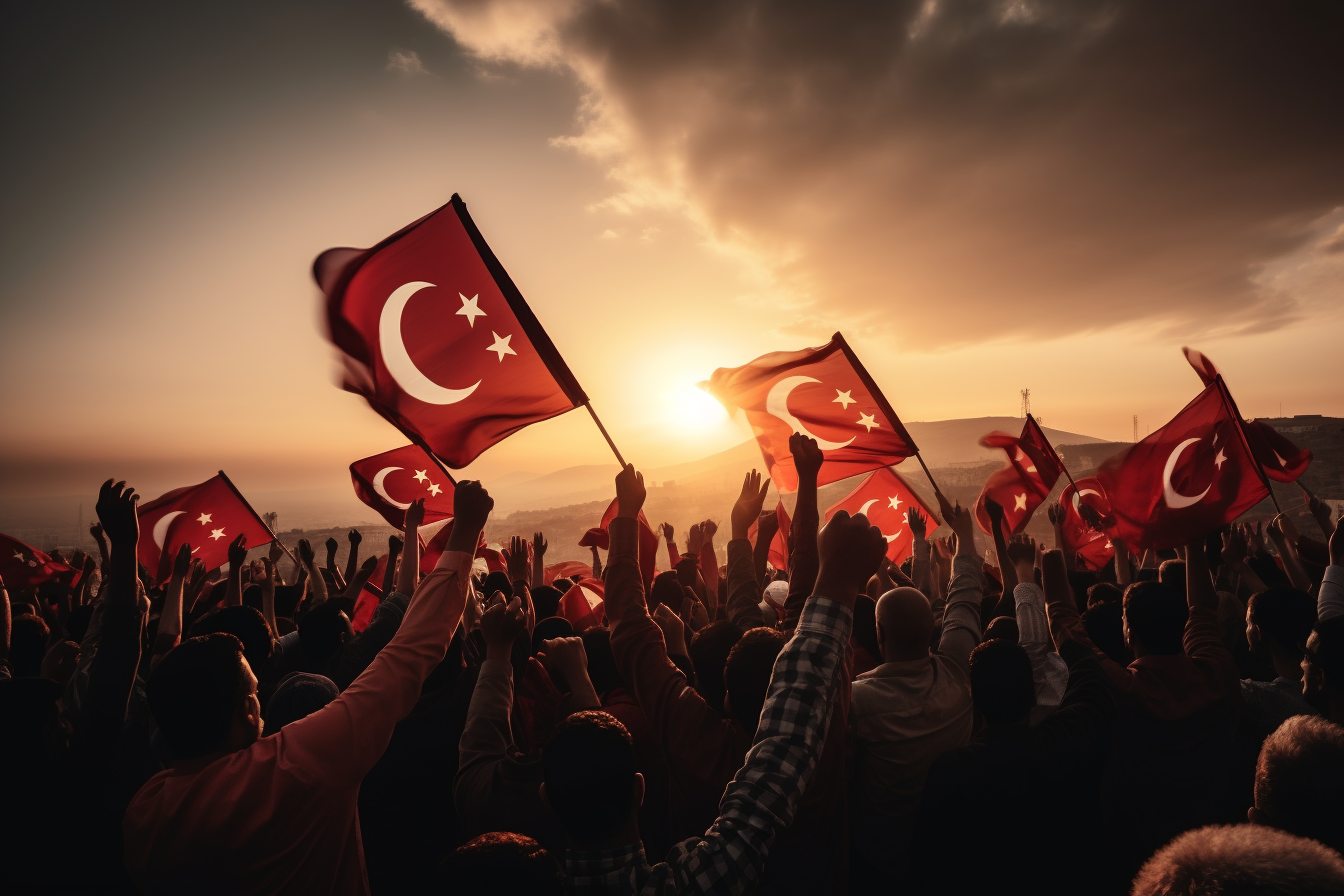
[
  {"xmin": 531, "ymin": 615, "xmax": 573, "ymax": 656},
  {"xmin": 441, "ymin": 832, "xmax": 564, "ymax": 896},
  {"xmin": 298, "ymin": 600, "xmax": 353, "ymax": 664},
  {"xmin": 541, "ymin": 711, "xmax": 641, "ymax": 845},
  {"xmin": 190, "ymin": 605, "xmax": 273, "ymax": 675},
  {"xmin": 851, "ymin": 595, "xmax": 880, "ymax": 659},
  {"xmin": 1251, "ymin": 715, "xmax": 1344, "ymax": 854},
  {"xmin": 578, "ymin": 628, "xmax": 622, "ymax": 694},
  {"xmin": 1083, "ymin": 600, "xmax": 1134, "ymax": 666},
  {"xmin": 1247, "ymin": 587, "xmax": 1316, "ymax": 660},
  {"xmin": 1158, "ymin": 558, "xmax": 1187, "ymax": 595},
  {"xmin": 969, "ymin": 638, "xmax": 1035, "ymax": 725},
  {"xmin": 722, "ymin": 627, "xmax": 786, "ymax": 731},
  {"xmin": 1087, "ymin": 582, "xmax": 1123, "ymax": 609},
  {"xmin": 482, "ymin": 570, "xmax": 513, "ymax": 602},
  {"xmin": 147, "ymin": 634, "xmax": 261, "ymax": 760},
  {"xmin": 982, "ymin": 615, "xmax": 1019, "ymax": 643},
  {"xmin": 265, "ymin": 672, "xmax": 339, "ymax": 733},
  {"xmin": 1122, "ymin": 581, "xmax": 1187, "ymax": 657},
  {"xmin": 1132, "ymin": 824, "xmax": 1344, "ymax": 896},
  {"xmin": 530, "ymin": 584, "xmax": 562, "ymax": 621},
  {"xmin": 9, "ymin": 614, "xmax": 50, "ymax": 678},
  {"xmin": 688, "ymin": 620, "xmax": 742, "ymax": 714},
  {"xmin": 649, "ymin": 571, "xmax": 681, "ymax": 615},
  {"xmin": 1303, "ymin": 617, "xmax": 1344, "ymax": 723},
  {"xmin": 875, "ymin": 587, "xmax": 934, "ymax": 663}
]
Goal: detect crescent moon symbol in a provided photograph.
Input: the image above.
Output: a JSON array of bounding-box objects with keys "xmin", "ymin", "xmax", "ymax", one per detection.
[
  {"xmin": 1162, "ymin": 438, "xmax": 1211, "ymax": 509},
  {"xmin": 153, "ymin": 511, "xmax": 185, "ymax": 549},
  {"xmin": 1072, "ymin": 488, "xmax": 1102, "ymax": 515},
  {"xmin": 765, "ymin": 376, "xmax": 855, "ymax": 452},
  {"xmin": 372, "ymin": 466, "xmax": 412, "ymax": 510},
  {"xmin": 379, "ymin": 281, "xmax": 482, "ymax": 405},
  {"xmin": 858, "ymin": 499, "xmax": 878, "ymax": 516}
]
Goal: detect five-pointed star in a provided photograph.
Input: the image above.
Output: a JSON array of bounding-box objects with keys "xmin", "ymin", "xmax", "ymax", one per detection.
[
  {"xmin": 427, "ymin": 482, "xmax": 443, "ymax": 496},
  {"xmin": 457, "ymin": 293, "xmax": 486, "ymax": 328},
  {"xmin": 1014, "ymin": 493, "xmax": 1028, "ymax": 512},
  {"xmin": 1214, "ymin": 449, "xmax": 1227, "ymax": 469},
  {"xmin": 856, "ymin": 412, "xmax": 879, "ymax": 432},
  {"xmin": 12, "ymin": 550, "xmax": 24, "ymax": 561},
  {"xmin": 197, "ymin": 512, "xmax": 212, "ymax": 525},
  {"xmin": 413, "ymin": 469, "xmax": 429, "ymax": 483},
  {"xmin": 209, "ymin": 528, "xmax": 226, "ymax": 541},
  {"xmin": 487, "ymin": 331, "xmax": 517, "ymax": 362},
  {"xmin": 888, "ymin": 495, "xmax": 904, "ymax": 511},
  {"xmin": 833, "ymin": 389, "xmax": 855, "ymax": 409}
]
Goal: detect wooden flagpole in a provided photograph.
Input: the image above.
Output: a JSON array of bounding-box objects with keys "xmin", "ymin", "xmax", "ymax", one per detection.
[{"xmin": 584, "ymin": 401, "xmax": 627, "ymax": 467}]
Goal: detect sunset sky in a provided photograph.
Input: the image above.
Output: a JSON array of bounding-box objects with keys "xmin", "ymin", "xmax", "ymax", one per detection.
[{"xmin": 3, "ymin": 1, "xmax": 1341, "ymax": 502}]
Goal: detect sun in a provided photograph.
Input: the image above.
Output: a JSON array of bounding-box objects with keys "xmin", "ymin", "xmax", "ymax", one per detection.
[{"xmin": 664, "ymin": 382, "xmax": 728, "ymax": 431}]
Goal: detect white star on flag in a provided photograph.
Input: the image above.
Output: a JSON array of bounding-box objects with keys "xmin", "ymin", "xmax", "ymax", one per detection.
[
  {"xmin": 210, "ymin": 528, "xmax": 226, "ymax": 541},
  {"xmin": 833, "ymin": 389, "xmax": 855, "ymax": 409},
  {"xmin": 487, "ymin": 332, "xmax": 517, "ymax": 362},
  {"xmin": 1014, "ymin": 493, "xmax": 1028, "ymax": 511},
  {"xmin": 888, "ymin": 495, "xmax": 903, "ymax": 511},
  {"xmin": 427, "ymin": 483, "xmax": 442, "ymax": 496},
  {"xmin": 457, "ymin": 293, "xmax": 486, "ymax": 327},
  {"xmin": 1214, "ymin": 449, "xmax": 1227, "ymax": 469},
  {"xmin": 413, "ymin": 470, "xmax": 428, "ymax": 483},
  {"xmin": 197, "ymin": 513, "xmax": 212, "ymax": 525},
  {"xmin": 12, "ymin": 550, "xmax": 23, "ymax": 561},
  {"xmin": 857, "ymin": 412, "xmax": 879, "ymax": 432}
]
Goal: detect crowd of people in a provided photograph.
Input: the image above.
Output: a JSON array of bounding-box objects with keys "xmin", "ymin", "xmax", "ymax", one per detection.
[{"xmin": 4, "ymin": 432, "xmax": 1344, "ymax": 895}]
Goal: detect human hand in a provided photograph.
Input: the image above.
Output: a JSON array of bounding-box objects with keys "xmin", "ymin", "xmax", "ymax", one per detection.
[
  {"xmin": 701, "ymin": 519, "xmax": 718, "ymax": 541},
  {"xmin": 730, "ymin": 470, "xmax": 772, "ymax": 539},
  {"xmin": 685, "ymin": 523, "xmax": 703, "ymax": 556},
  {"xmin": 359, "ymin": 554, "xmax": 378, "ymax": 575},
  {"xmin": 172, "ymin": 542, "xmax": 193, "ymax": 581},
  {"xmin": 533, "ymin": 531, "xmax": 547, "ymax": 559},
  {"xmin": 268, "ymin": 540, "xmax": 284, "ymax": 564},
  {"xmin": 1222, "ymin": 526, "xmax": 1248, "ymax": 567},
  {"xmin": 405, "ymin": 497, "xmax": 426, "ymax": 531},
  {"xmin": 660, "ymin": 522, "xmax": 674, "ymax": 542},
  {"xmin": 685, "ymin": 597, "xmax": 710, "ymax": 631},
  {"xmin": 1047, "ymin": 502, "xmax": 1064, "ymax": 526},
  {"xmin": 933, "ymin": 535, "xmax": 954, "ymax": 561},
  {"xmin": 653, "ymin": 603, "xmax": 689, "ymax": 655},
  {"xmin": 480, "ymin": 594, "xmax": 526, "ymax": 658},
  {"xmin": 791, "ymin": 432, "xmax": 824, "ymax": 482},
  {"xmin": 909, "ymin": 507, "xmax": 927, "ymax": 542},
  {"xmin": 387, "ymin": 534, "xmax": 403, "ymax": 556},
  {"xmin": 506, "ymin": 535, "xmax": 530, "ymax": 582},
  {"xmin": 297, "ymin": 538, "xmax": 315, "ymax": 567},
  {"xmin": 1308, "ymin": 494, "xmax": 1334, "ymax": 539},
  {"xmin": 539, "ymin": 635, "xmax": 589, "ymax": 682},
  {"xmin": 95, "ymin": 479, "xmax": 140, "ymax": 548},
  {"xmin": 348, "ymin": 529, "xmax": 362, "ymax": 547},
  {"xmin": 815, "ymin": 509, "xmax": 888, "ymax": 603},
  {"xmin": 758, "ymin": 508, "xmax": 780, "ymax": 542},
  {"xmin": 615, "ymin": 464, "xmax": 646, "ymax": 519},
  {"xmin": 445, "ymin": 484, "xmax": 492, "ymax": 553},
  {"xmin": 41, "ymin": 641, "xmax": 81, "ymax": 685},
  {"xmin": 89, "ymin": 521, "xmax": 104, "ymax": 544},
  {"xmin": 228, "ymin": 534, "xmax": 248, "ymax": 568},
  {"xmin": 324, "ymin": 537, "xmax": 339, "ymax": 558},
  {"xmin": 1246, "ymin": 521, "xmax": 1267, "ymax": 555},
  {"xmin": 942, "ymin": 500, "xmax": 978, "ymax": 558},
  {"xmin": 1276, "ymin": 513, "xmax": 1302, "ymax": 546},
  {"xmin": 261, "ymin": 556, "xmax": 277, "ymax": 592}
]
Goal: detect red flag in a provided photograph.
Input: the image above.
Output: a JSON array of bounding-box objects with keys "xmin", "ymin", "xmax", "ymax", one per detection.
[
  {"xmin": 748, "ymin": 502, "xmax": 793, "ymax": 572},
  {"xmin": 317, "ymin": 195, "xmax": 586, "ymax": 468},
  {"xmin": 419, "ymin": 521, "xmax": 496, "ymax": 575},
  {"xmin": 351, "ymin": 552, "xmax": 390, "ymax": 632},
  {"xmin": 701, "ymin": 333, "xmax": 918, "ymax": 492},
  {"xmin": 975, "ymin": 465, "xmax": 1046, "ymax": 539},
  {"xmin": 543, "ymin": 560, "xmax": 593, "ymax": 585},
  {"xmin": 137, "ymin": 473, "xmax": 273, "ymax": 582},
  {"xmin": 1098, "ymin": 383, "xmax": 1269, "ymax": 550},
  {"xmin": 1058, "ymin": 478, "xmax": 1115, "ymax": 571},
  {"xmin": 577, "ymin": 498, "xmax": 660, "ymax": 590},
  {"xmin": 824, "ymin": 468, "xmax": 939, "ymax": 566},
  {"xmin": 350, "ymin": 445, "xmax": 455, "ymax": 528},
  {"xmin": 0, "ymin": 533, "xmax": 71, "ymax": 589},
  {"xmin": 558, "ymin": 578, "xmax": 606, "ymax": 632},
  {"xmin": 1182, "ymin": 346, "xmax": 1311, "ymax": 483},
  {"xmin": 974, "ymin": 416, "xmax": 1062, "ymax": 537}
]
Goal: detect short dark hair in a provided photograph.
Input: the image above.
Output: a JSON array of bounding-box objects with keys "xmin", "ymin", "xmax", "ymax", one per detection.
[
  {"xmin": 298, "ymin": 601, "xmax": 351, "ymax": 664},
  {"xmin": 578, "ymin": 628, "xmax": 622, "ymax": 694},
  {"xmin": 688, "ymin": 620, "xmax": 742, "ymax": 715},
  {"xmin": 1158, "ymin": 559, "xmax": 1186, "ymax": 595},
  {"xmin": 191, "ymin": 605, "xmax": 272, "ymax": 676},
  {"xmin": 969, "ymin": 638, "xmax": 1035, "ymax": 724},
  {"xmin": 1133, "ymin": 824, "xmax": 1344, "ymax": 895},
  {"xmin": 1249, "ymin": 587, "xmax": 1317, "ymax": 656},
  {"xmin": 1083, "ymin": 600, "xmax": 1134, "ymax": 666},
  {"xmin": 649, "ymin": 571, "xmax": 682, "ymax": 614},
  {"xmin": 1087, "ymin": 582, "xmax": 1123, "ymax": 609},
  {"xmin": 441, "ymin": 832, "xmax": 564, "ymax": 896},
  {"xmin": 542, "ymin": 711, "xmax": 635, "ymax": 841},
  {"xmin": 530, "ymin": 585, "xmax": 562, "ymax": 621},
  {"xmin": 9, "ymin": 614, "xmax": 50, "ymax": 678},
  {"xmin": 723, "ymin": 627, "xmax": 786, "ymax": 731},
  {"xmin": 1123, "ymin": 581, "xmax": 1187, "ymax": 656},
  {"xmin": 482, "ymin": 571, "xmax": 513, "ymax": 601},
  {"xmin": 531, "ymin": 615, "xmax": 573, "ymax": 656},
  {"xmin": 1255, "ymin": 715, "xmax": 1344, "ymax": 853},
  {"xmin": 147, "ymin": 634, "xmax": 250, "ymax": 759}
]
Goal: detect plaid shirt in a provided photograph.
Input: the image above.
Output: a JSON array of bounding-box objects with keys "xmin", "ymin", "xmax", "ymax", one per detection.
[{"xmin": 565, "ymin": 595, "xmax": 853, "ymax": 895}]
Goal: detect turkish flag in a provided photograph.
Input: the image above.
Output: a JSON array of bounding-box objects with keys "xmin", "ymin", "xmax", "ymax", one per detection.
[
  {"xmin": 1058, "ymin": 478, "xmax": 1115, "ymax": 571},
  {"xmin": 350, "ymin": 444, "xmax": 455, "ymax": 528},
  {"xmin": 577, "ymin": 498, "xmax": 660, "ymax": 590},
  {"xmin": 317, "ymin": 195, "xmax": 586, "ymax": 468},
  {"xmin": 975, "ymin": 466, "xmax": 1046, "ymax": 539},
  {"xmin": 824, "ymin": 468, "xmax": 939, "ymax": 566},
  {"xmin": 352, "ymin": 552, "xmax": 391, "ymax": 632},
  {"xmin": 558, "ymin": 578, "xmax": 606, "ymax": 632},
  {"xmin": 543, "ymin": 560, "xmax": 593, "ymax": 586},
  {"xmin": 1183, "ymin": 346, "xmax": 1311, "ymax": 483},
  {"xmin": 419, "ymin": 521, "xmax": 499, "ymax": 576},
  {"xmin": 701, "ymin": 333, "xmax": 918, "ymax": 492},
  {"xmin": 748, "ymin": 502, "xmax": 793, "ymax": 572},
  {"xmin": 1098, "ymin": 383, "xmax": 1269, "ymax": 550},
  {"xmin": 137, "ymin": 473, "xmax": 273, "ymax": 582},
  {"xmin": 1, "ymin": 533, "xmax": 71, "ymax": 589},
  {"xmin": 974, "ymin": 416, "xmax": 1063, "ymax": 538}
]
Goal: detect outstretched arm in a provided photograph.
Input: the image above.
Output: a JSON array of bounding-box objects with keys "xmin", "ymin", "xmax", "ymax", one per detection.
[
  {"xmin": 783, "ymin": 434, "xmax": 823, "ymax": 627},
  {"xmin": 936, "ymin": 497, "xmax": 985, "ymax": 671},
  {"xmin": 727, "ymin": 470, "xmax": 772, "ymax": 630},
  {"xmin": 342, "ymin": 529, "xmax": 362, "ymax": 594},
  {"xmin": 398, "ymin": 499, "xmax": 424, "ymax": 598}
]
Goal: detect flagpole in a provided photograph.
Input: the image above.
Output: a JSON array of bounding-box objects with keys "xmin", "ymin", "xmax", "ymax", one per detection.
[
  {"xmin": 584, "ymin": 401, "xmax": 627, "ymax": 467},
  {"xmin": 1212, "ymin": 378, "xmax": 1284, "ymax": 516},
  {"xmin": 1027, "ymin": 413, "xmax": 1080, "ymax": 494},
  {"xmin": 216, "ymin": 470, "xmax": 300, "ymax": 568},
  {"xmin": 912, "ymin": 452, "xmax": 949, "ymax": 507},
  {"xmin": 405, "ymin": 433, "xmax": 458, "ymax": 486}
]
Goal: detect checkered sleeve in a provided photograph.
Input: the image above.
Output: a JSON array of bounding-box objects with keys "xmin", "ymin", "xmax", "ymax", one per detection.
[{"xmin": 644, "ymin": 596, "xmax": 853, "ymax": 895}]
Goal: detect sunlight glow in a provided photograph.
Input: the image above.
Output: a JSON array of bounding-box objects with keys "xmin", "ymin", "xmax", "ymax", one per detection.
[{"xmin": 663, "ymin": 383, "xmax": 728, "ymax": 431}]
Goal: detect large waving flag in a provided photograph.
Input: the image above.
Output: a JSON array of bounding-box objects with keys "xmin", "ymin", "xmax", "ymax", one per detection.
[
  {"xmin": 974, "ymin": 415, "xmax": 1066, "ymax": 538},
  {"xmin": 317, "ymin": 195, "xmax": 587, "ymax": 468},
  {"xmin": 701, "ymin": 333, "xmax": 918, "ymax": 492},
  {"xmin": 824, "ymin": 468, "xmax": 939, "ymax": 566},
  {"xmin": 1, "ymin": 533, "xmax": 71, "ymax": 589},
  {"xmin": 137, "ymin": 473, "xmax": 273, "ymax": 581},
  {"xmin": 350, "ymin": 444, "xmax": 456, "ymax": 528}
]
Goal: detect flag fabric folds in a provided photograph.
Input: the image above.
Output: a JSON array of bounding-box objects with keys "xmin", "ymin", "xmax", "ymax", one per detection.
[
  {"xmin": 1098, "ymin": 383, "xmax": 1269, "ymax": 550},
  {"xmin": 137, "ymin": 473, "xmax": 273, "ymax": 582},
  {"xmin": 558, "ymin": 578, "xmax": 606, "ymax": 632},
  {"xmin": 747, "ymin": 502, "xmax": 793, "ymax": 573},
  {"xmin": 823, "ymin": 468, "xmax": 939, "ymax": 566},
  {"xmin": 1, "ymin": 533, "xmax": 71, "ymax": 588},
  {"xmin": 317, "ymin": 194, "xmax": 586, "ymax": 468},
  {"xmin": 350, "ymin": 444, "xmax": 456, "ymax": 528},
  {"xmin": 577, "ymin": 498, "xmax": 660, "ymax": 590},
  {"xmin": 974, "ymin": 415, "xmax": 1065, "ymax": 538},
  {"xmin": 701, "ymin": 333, "xmax": 918, "ymax": 492},
  {"xmin": 1058, "ymin": 478, "xmax": 1115, "ymax": 571}
]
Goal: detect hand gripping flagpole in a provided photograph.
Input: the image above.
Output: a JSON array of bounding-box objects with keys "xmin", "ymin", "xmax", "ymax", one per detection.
[{"xmin": 217, "ymin": 470, "xmax": 300, "ymax": 568}]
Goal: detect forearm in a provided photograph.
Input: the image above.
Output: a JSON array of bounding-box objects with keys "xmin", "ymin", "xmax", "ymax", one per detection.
[
  {"xmin": 398, "ymin": 521, "xmax": 420, "ymax": 597},
  {"xmin": 455, "ymin": 658, "xmax": 517, "ymax": 800},
  {"xmin": 1319, "ymin": 567, "xmax": 1344, "ymax": 621},
  {"xmin": 992, "ymin": 522, "xmax": 1018, "ymax": 595},
  {"xmin": 667, "ymin": 539, "xmax": 681, "ymax": 570},
  {"xmin": 1271, "ymin": 538, "xmax": 1312, "ymax": 592},
  {"xmin": 381, "ymin": 549, "xmax": 400, "ymax": 597},
  {"xmin": 912, "ymin": 539, "xmax": 931, "ymax": 599},
  {"xmin": 605, "ymin": 518, "xmax": 647, "ymax": 623},
  {"xmin": 940, "ymin": 555, "xmax": 985, "ymax": 667},
  {"xmin": 342, "ymin": 540, "xmax": 360, "ymax": 591},
  {"xmin": 726, "ymin": 538, "xmax": 766, "ymax": 630},
  {"xmin": 153, "ymin": 578, "xmax": 185, "ymax": 663},
  {"xmin": 1184, "ymin": 541, "xmax": 1218, "ymax": 613}
]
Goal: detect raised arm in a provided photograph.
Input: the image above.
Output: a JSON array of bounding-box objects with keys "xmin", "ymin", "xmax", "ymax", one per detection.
[
  {"xmin": 342, "ymin": 554, "xmax": 379, "ymax": 602},
  {"xmin": 530, "ymin": 531, "xmax": 547, "ymax": 590},
  {"xmin": 752, "ymin": 509, "xmax": 779, "ymax": 586},
  {"xmin": 1267, "ymin": 515, "xmax": 1312, "ymax": 593},
  {"xmin": 224, "ymin": 534, "xmax": 248, "ymax": 607},
  {"xmin": 398, "ymin": 498, "xmax": 424, "ymax": 598},
  {"xmin": 909, "ymin": 507, "xmax": 932, "ymax": 598},
  {"xmin": 455, "ymin": 594, "xmax": 526, "ymax": 823},
  {"xmin": 342, "ymin": 529, "xmax": 362, "ymax": 592},
  {"xmin": 1320, "ymin": 516, "xmax": 1344, "ymax": 621},
  {"xmin": 783, "ymin": 434, "xmax": 823, "ymax": 626},
  {"xmin": 661, "ymin": 522, "xmax": 679, "ymax": 570},
  {"xmin": 297, "ymin": 538, "xmax": 328, "ymax": 608},
  {"xmin": 381, "ymin": 535, "xmax": 403, "ymax": 597},
  {"xmin": 985, "ymin": 498, "xmax": 1019, "ymax": 613},
  {"xmin": 260, "ymin": 558, "xmax": 278, "ymax": 639},
  {"xmin": 936, "ymin": 498, "xmax": 986, "ymax": 670},
  {"xmin": 726, "ymin": 470, "xmax": 772, "ymax": 630},
  {"xmin": 151, "ymin": 543, "xmax": 192, "ymax": 669}
]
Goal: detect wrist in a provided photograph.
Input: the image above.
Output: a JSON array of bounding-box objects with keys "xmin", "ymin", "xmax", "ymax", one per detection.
[
  {"xmin": 485, "ymin": 642, "xmax": 513, "ymax": 663},
  {"xmin": 444, "ymin": 525, "xmax": 483, "ymax": 555}
]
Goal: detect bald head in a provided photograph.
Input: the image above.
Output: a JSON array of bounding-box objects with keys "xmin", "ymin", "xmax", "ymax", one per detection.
[{"xmin": 875, "ymin": 587, "xmax": 935, "ymax": 663}]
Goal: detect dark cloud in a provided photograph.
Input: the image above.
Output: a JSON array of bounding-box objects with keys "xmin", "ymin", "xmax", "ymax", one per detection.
[{"xmin": 417, "ymin": 0, "xmax": 1344, "ymax": 344}]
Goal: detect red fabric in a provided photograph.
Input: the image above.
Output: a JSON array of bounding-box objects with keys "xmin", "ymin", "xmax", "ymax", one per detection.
[
  {"xmin": 746, "ymin": 502, "xmax": 792, "ymax": 571},
  {"xmin": 351, "ymin": 552, "xmax": 391, "ymax": 632},
  {"xmin": 542, "ymin": 560, "xmax": 592, "ymax": 585},
  {"xmin": 1098, "ymin": 382, "xmax": 1268, "ymax": 550},
  {"xmin": 1058, "ymin": 478, "xmax": 1115, "ymax": 571},
  {"xmin": 558, "ymin": 578, "xmax": 606, "ymax": 631},
  {"xmin": 419, "ymin": 522, "xmax": 492, "ymax": 575},
  {"xmin": 577, "ymin": 498, "xmax": 659, "ymax": 590},
  {"xmin": 0, "ymin": 533, "xmax": 71, "ymax": 588},
  {"xmin": 316, "ymin": 195, "xmax": 585, "ymax": 468},
  {"xmin": 136, "ymin": 473, "xmax": 273, "ymax": 582},
  {"xmin": 824, "ymin": 467, "xmax": 939, "ymax": 566},
  {"xmin": 701, "ymin": 333, "xmax": 917, "ymax": 492},
  {"xmin": 699, "ymin": 540, "xmax": 719, "ymax": 604},
  {"xmin": 974, "ymin": 417, "xmax": 1063, "ymax": 539},
  {"xmin": 349, "ymin": 445, "xmax": 455, "ymax": 528}
]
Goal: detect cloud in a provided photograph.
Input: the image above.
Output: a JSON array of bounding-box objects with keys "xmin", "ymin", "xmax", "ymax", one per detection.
[
  {"xmin": 387, "ymin": 48, "xmax": 429, "ymax": 75},
  {"xmin": 412, "ymin": 0, "xmax": 1344, "ymax": 345}
]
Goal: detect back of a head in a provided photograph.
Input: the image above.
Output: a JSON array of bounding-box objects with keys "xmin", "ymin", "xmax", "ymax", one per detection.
[
  {"xmin": 1250, "ymin": 587, "xmax": 1317, "ymax": 657},
  {"xmin": 542, "ymin": 711, "xmax": 635, "ymax": 842},
  {"xmin": 578, "ymin": 628, "xmax": 622, "ymax": 694},
  {"xmin": 689, "ymin": 620, "xmax": 742, "ymax": 714},
  {"xmin": 531, "ymin": 615, "xmax": 573, "ymax": 656},
  {"xmin": 723, "ymin": 627, "xmax": 787, "ymax": 731},
  {"xmin": 1083, "ymin": 600, "xmax": 1134, "ymax": 666},
  {"xmin": 875, "ymin": 587, "xmax": 934, "ymax": 661},
  {"xmin": 1123, "ymin": 581, "xmax": 1188, "ymax": 656},
  {"xmin": 1158, "ymin": 558, "xmax": 1187, "ymax": 595},
  {"xmin": 969, "ymin": 638, "xmax": 1035, "ymax": 725},
  {"xmin": 530, "ymin": 584, "xmax": 562, "ymax": 621},
  {"xmin": 1255, "ymin": 715, "xmax": 1344, "ymax": 854},
  {"xmin": 191, "ymin": 605, "xmax": 272, "ymax": 675},
  {"xmin": 147, "ymin": 634, "xmax": 248, "ymax": 759},
  {"xmin": 482, "ymin": 570, "xmax": 513, "ymax": 601},
  {"xmin": 1087, "ymin": 582, "xmax": 1123, "ymax": 609},
  {"xmin": 442, "ymin": 832, "xmax": 564, "ymax": 896},
  {"xmin": 265, "ymin": 672, "xmax": 339, "ymax": 733},
  {"xmin": 649, "ymin": 571, "xmax": 682, "ymax": 614},
  {"xmin": 1132, "ymin": 824, "xmax": 1344, "ymax": 896},
  {"xmin": 9, "ymin": 614, "xmax": 50, "ymax": 678},
  {"xmin": 298, "ymin": 601, "xmax": 351, "ymax": 664}
]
